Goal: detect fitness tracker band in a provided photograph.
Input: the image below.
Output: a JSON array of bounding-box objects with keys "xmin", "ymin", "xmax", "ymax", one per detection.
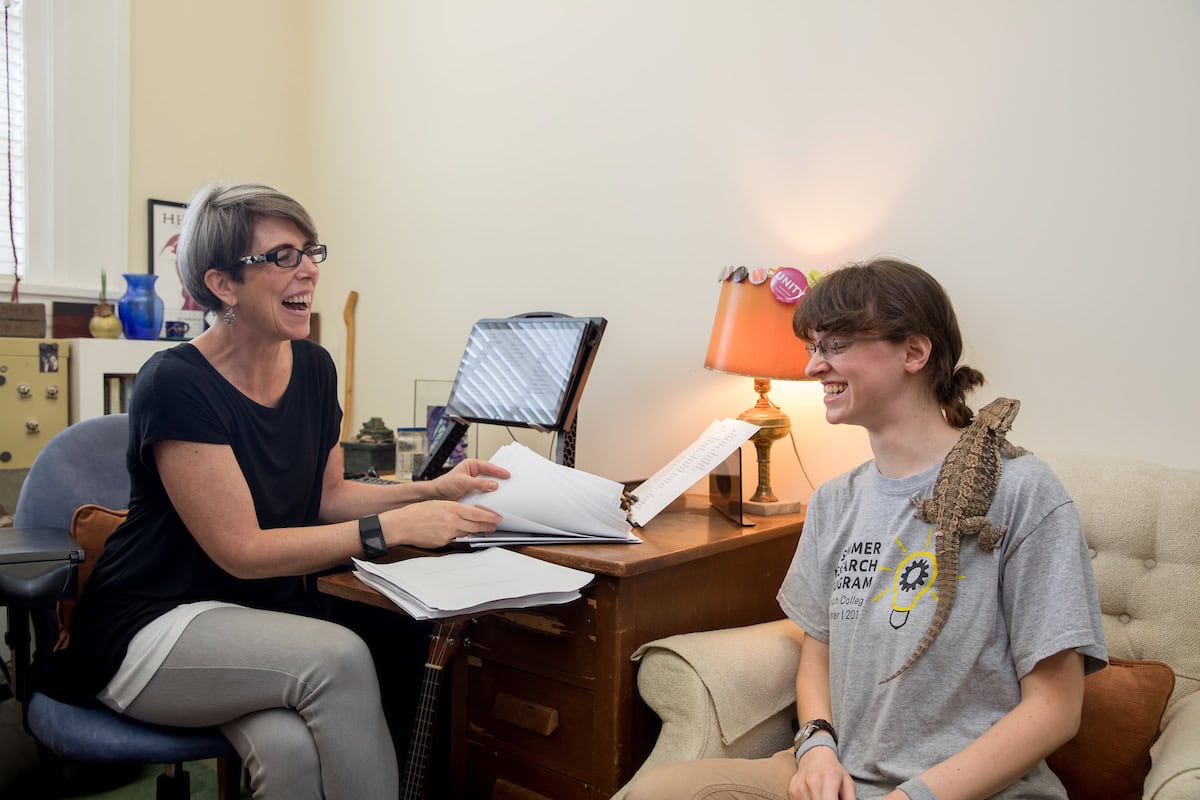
[{"xmin": 358, "ymin": 514, "xmax": 388, "ymax": 559}]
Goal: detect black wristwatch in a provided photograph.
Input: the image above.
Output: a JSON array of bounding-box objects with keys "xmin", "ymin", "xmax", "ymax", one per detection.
[
  {"xmin": 358, "ymin": 514, "xmax": 388, "ymax": 559},
  {"xmin": 794, "ymin": 718, "xmax": 838, "ymax": 749}
]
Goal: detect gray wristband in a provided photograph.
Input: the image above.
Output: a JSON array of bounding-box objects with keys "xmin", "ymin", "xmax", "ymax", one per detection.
[
  {"xmin": 896, "ymin": 777, "xmax": 936, "ymax": 800},
  {"xmin": 792, "ymin": 734, "xmax": 837, "ymax": 765}
]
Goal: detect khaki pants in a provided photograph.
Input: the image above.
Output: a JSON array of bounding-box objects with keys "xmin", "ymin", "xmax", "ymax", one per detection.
[{"xmin": 624, "ymin": 748, "xmax": 798, "ymax": 800}]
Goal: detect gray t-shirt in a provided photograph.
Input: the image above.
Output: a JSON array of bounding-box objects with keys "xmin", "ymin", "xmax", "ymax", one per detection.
[{"xmin": 778, "ymin": 453, "xmax": 1107, "ymax": 800}]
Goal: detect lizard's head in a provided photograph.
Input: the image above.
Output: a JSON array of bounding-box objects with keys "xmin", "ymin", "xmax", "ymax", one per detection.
[{"xmin": 984, "ymin": 397, "xmax": 1021, "ymax": 431}]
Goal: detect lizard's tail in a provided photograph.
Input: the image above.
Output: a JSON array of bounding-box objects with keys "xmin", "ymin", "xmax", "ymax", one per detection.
[{"xmin": 878, "ymin": 549, "xmax": 960, "ymax": 684}]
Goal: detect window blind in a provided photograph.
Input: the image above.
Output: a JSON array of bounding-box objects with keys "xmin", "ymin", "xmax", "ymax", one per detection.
[{"xmin": 1, "ymin": 0, "xmax": 25, "ymax": 283}]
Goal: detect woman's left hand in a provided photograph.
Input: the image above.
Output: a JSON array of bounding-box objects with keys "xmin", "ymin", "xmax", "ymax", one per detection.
[{"xmin": 428, "ymin": 458, "xmax": 510, "ymax": 501}]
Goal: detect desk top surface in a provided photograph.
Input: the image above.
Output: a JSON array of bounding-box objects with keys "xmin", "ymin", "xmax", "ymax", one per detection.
[
  {"xmin": 508, "ymin": 494, "xmax": 804, "ymax": 577},
  {"xmin": 317, "ymin": 495, "xmax": 804, "ymax": 610}
]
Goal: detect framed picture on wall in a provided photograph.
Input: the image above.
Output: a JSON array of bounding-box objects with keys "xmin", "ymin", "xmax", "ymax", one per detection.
[{"xmin": 148, "ymin": 199, "xmax": 204, "ymax": 339}]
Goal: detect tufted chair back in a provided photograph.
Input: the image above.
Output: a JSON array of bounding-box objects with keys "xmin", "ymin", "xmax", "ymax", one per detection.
[{"xmin": 1043, "ymin": 453, "xmax": 1200, "ymax": 708}]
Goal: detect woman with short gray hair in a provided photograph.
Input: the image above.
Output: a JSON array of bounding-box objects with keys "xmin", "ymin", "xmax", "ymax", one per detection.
[{"xmin": 48, "ymin": 182, "xmax": 511, "ymax": 799}]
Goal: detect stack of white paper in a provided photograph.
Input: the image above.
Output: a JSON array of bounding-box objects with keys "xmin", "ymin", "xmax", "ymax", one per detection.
[
  {"xmin": 458, "ymin": 442, "xmax": 641, "ymax": 546},
  {"xmin": 352, "ymin": 547, "xmax": 593, "ymax": 620}
]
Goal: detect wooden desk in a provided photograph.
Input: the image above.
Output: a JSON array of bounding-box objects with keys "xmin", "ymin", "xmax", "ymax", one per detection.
[{"xmin": 318, "ymin": 495, "xmax": 804, "ymax": 800}]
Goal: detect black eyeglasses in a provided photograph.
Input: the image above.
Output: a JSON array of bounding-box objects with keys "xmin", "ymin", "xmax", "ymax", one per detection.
[
  {"xmin": 804, "ymin": 335, "xmax": 890, "ymax": 357},
  {"xmin": 234, "ymin": 244, "xmax": 327, "ymax": 270}
]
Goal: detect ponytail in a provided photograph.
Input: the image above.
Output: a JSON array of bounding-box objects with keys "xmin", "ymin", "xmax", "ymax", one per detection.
[{"xmin": 941, "ymin": 365, "xmax": 986, "ymax": 428}]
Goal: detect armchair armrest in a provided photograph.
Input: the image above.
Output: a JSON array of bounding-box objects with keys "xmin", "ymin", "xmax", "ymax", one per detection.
[
  {"xmin": 612, "ymin": 619, "xmax": 804, "ymax": 800},
  {"xmin": 1146, "ymin": 690, "xmax": 1200, "ymax": 800}
]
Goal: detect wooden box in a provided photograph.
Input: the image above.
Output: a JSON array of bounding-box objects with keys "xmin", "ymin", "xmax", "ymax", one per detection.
[{"xmin": 0, "ymin": 302, "xmax": 47, "ymax": 338}]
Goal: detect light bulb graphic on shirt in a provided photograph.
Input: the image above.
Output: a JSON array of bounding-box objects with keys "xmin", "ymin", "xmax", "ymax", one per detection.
[{"xmin": 878, "ymin": 532, "xmax": 938, "ymax": 630}]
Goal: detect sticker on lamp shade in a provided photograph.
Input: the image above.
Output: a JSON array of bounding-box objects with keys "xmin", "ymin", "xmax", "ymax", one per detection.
[
  {"xmin": 731, "ymin": 266, "xmax": 749, "ymax": 282},
  {"xmin": 718, "ymin": 266, "xmax": 734, "ymax": 282},
  {"xmin": 748, "ymin": 268, "xmax": 769, "ymax": 285},
  {"xmin": 770, "ymin": 267, "xmax": 809, "ymax": 304}
]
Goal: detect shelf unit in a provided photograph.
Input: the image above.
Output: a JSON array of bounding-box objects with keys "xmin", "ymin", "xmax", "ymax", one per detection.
[{"xmin": 68, "ymin": 338, "xmax": 179, "ymax": 422}]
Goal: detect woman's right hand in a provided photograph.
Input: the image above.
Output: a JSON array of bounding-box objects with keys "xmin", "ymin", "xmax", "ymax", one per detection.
[
  {"xmin": 789, "ymin": 745, "xmax": 856, "ymax": 800},
  {"xmin": 382, "ymin": 500, "xmax": 502, "ymax": 549}
]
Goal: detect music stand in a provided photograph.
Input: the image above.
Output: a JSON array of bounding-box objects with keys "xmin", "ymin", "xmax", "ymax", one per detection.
[{"xmin": 415, "ymin": 312, "xmax": 606, "ymax": 478}]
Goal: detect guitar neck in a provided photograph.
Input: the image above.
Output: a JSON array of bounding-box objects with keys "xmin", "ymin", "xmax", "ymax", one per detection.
[
  {"xmin": 399, "ymin": 664, "xmax": 444, "ymax": 800},
  {"xmin": 398, "ymin": 620, "xmax": 467, "ymax": 800}
]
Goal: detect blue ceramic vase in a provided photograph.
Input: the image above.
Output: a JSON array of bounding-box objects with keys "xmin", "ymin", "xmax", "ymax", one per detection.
[{"xmin": 117, "ymin": 273, "xmax": 165, "ymax": 340}]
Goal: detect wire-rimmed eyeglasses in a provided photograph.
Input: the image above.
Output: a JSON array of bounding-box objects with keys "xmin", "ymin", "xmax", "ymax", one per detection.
[
  {"xmin": 804, "ymin": 335, "xmax": 890, "ymax": 358},
  {"xmin": 234, "ymin": 244, "xmax": 328, "ymax": 270}
]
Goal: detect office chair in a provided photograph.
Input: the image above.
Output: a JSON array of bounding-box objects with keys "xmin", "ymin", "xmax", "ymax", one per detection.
[{"xmin": 11, "ymin": 414, "xmax": 241, "ymax": 800}]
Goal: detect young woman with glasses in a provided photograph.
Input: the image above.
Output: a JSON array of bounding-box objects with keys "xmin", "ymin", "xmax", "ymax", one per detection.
[{"xmin": 626, "ymin": 259, "xmax": 1106, "ymax": 800}]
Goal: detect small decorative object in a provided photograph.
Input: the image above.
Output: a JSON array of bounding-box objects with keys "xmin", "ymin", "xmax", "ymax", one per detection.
[
  {"xmin": 394, "ymin": 426, "xmax": 428, "ymax": 481},
  {"xmin": 0, "ymin": 249, "xmax": 45, "ymax": 338},
  {"xmin": 0, "ymin": 299, "xmax": 47, "ymax": 337},
  {"xmin": 341, "ymin": 416, "xmax": 397, "ymax": 474},
  {"xmin": 117, "ymin": 272, "xmax": 165, "ymax": 340},
  {"xmin": 89, "ymin": 269, "xmax": 121, "ymax": 339},
  {"xmin": 357, "ymin": 417, "xmax": 395, "ymax": 445}
]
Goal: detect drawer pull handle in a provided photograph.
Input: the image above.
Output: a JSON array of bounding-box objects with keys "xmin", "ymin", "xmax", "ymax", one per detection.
[
  {"xmin": 492, "ymin": 778, "xmax": 554, "ymax": 800},
  {"xmin": 495, "ymin": 610, "xmax": 567, "ymax": 636},
  {"xmin": 491, "ymin": 692, "xmax": 559, "ymax": 736}
]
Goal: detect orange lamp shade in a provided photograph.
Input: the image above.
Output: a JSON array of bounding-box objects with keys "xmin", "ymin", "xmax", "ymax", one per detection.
[{"xmin": 704, "ymin": 269, "xmax": 811, "ymax": 380}]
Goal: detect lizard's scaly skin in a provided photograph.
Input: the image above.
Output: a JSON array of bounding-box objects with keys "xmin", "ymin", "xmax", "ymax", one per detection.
[{"xmin": 879, "ymin": 397, "xmax": 1028, "ymax": 684}]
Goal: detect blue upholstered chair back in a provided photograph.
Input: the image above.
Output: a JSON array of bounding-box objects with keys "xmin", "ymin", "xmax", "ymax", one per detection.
[
  {"xmin": 13, "ymin": 413, "xmax": 131, "ymax": 528},
  {"xmin": 10, "ymin": 413, "xmax": 240, "ymax": 799}
]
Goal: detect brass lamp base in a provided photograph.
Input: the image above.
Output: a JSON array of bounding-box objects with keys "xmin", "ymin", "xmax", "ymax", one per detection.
[
  {"xmin": 743, "ymin": 497, "xmax": 805, "ymax": 516},
  {"xmin": 736, "ymin": 377, "xmax": 803, "ymax": 516}
]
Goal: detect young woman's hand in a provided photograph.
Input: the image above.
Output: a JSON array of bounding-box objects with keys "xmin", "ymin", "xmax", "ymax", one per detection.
[{"xmin": 789, "ymin": 745, "xmax": 856, "ymax": 800}]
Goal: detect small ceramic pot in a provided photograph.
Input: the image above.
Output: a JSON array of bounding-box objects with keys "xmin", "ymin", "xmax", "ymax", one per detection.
[{"xmin": 89, "ymin": 303, "xmax": 122, "ymax": 339}]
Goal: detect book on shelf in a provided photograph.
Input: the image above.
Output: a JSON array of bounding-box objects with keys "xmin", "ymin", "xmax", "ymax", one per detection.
[
  {"xmin": 456, "ymin": 417, "xmax": 759, "ymax": 547},
  {"xmin": 351, "ymin": 547, "xmax": 593, "ymax": 620}
]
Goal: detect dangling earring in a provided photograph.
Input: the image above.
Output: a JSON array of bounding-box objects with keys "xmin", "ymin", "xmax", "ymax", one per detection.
[{"xmin": 223, "ymin": 306, "xmax": 237, "ymax": 325}]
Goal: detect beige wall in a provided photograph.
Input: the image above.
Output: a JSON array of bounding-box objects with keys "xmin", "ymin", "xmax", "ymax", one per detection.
[
  {"xmin": 130, "ymin": 1, "xmax": 1200, "ymax": 502},
  {"xmin": 128, "ymin": 0, "xmax": 313, "ymax": 264}
]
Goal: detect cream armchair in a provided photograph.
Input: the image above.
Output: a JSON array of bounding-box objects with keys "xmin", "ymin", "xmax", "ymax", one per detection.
[{"xmin": 614, "ymin": 454, "xmax": 1200, "ymax": 800}]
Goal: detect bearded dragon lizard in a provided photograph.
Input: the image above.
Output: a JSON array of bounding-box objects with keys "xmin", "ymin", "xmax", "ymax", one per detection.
[{"xmin": 879, "ymin": 397, "xmax": 1028, "ymax": 684}]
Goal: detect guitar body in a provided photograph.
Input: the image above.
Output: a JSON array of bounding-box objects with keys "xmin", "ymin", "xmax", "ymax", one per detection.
[{"xmin": 399, "ymin": 619, "xmax": 468, "ymax": 800}]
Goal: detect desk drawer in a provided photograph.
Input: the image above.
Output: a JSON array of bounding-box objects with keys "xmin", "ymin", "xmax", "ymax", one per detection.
[
  {"xmin": 466, "ymin": 740, "xmax": 592, "ymax": 800},
  {"xmin": 467, "ymin": 658, "xmax": 594, "ymax": 781},
  {"xmin": 470, "ymin": 597, "xmax": 596, "ymax": 681}
]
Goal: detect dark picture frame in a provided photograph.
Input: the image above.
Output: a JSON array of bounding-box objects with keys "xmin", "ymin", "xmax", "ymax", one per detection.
[{"xmin": 148, "ymin": 199, "xmax": 203, "ymax": 338}]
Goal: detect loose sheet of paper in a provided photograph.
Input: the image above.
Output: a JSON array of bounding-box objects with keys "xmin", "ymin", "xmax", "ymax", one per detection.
[
  {"xmin": 627, "ymin": 418, "xmax": 759, "ymax": 526},
  {"xmin": 457, "ymin": 442, "xmax": 639, "ymax": 545},
  {"xmin": 351, "ymin": 547, "xmax": 593, "ymax": 619}
]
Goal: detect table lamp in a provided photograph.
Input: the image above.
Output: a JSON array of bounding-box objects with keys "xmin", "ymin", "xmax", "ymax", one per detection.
[{"xmin": 704, "ymin": 266, "xmax": 813, "ymax": 515}]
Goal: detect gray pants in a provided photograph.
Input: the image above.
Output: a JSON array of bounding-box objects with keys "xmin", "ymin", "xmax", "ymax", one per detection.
[
  {"xmin": 624, "ymin": 749, "xmax": 797, "ymax": 800},
  {"xmin": 124, "ymin": 606, "xmax": 399, "ymax": 800}
]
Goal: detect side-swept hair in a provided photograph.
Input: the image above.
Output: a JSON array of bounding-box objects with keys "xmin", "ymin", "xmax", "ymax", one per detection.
[{"xmin": 177, "ymin": 183, "xmax": 318, "ymax": 312}]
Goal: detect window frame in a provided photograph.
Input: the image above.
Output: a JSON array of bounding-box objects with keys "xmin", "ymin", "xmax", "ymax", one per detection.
[{"xmin": 2, "ymin": 0, "xmax": 130, "ymax": 301}]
